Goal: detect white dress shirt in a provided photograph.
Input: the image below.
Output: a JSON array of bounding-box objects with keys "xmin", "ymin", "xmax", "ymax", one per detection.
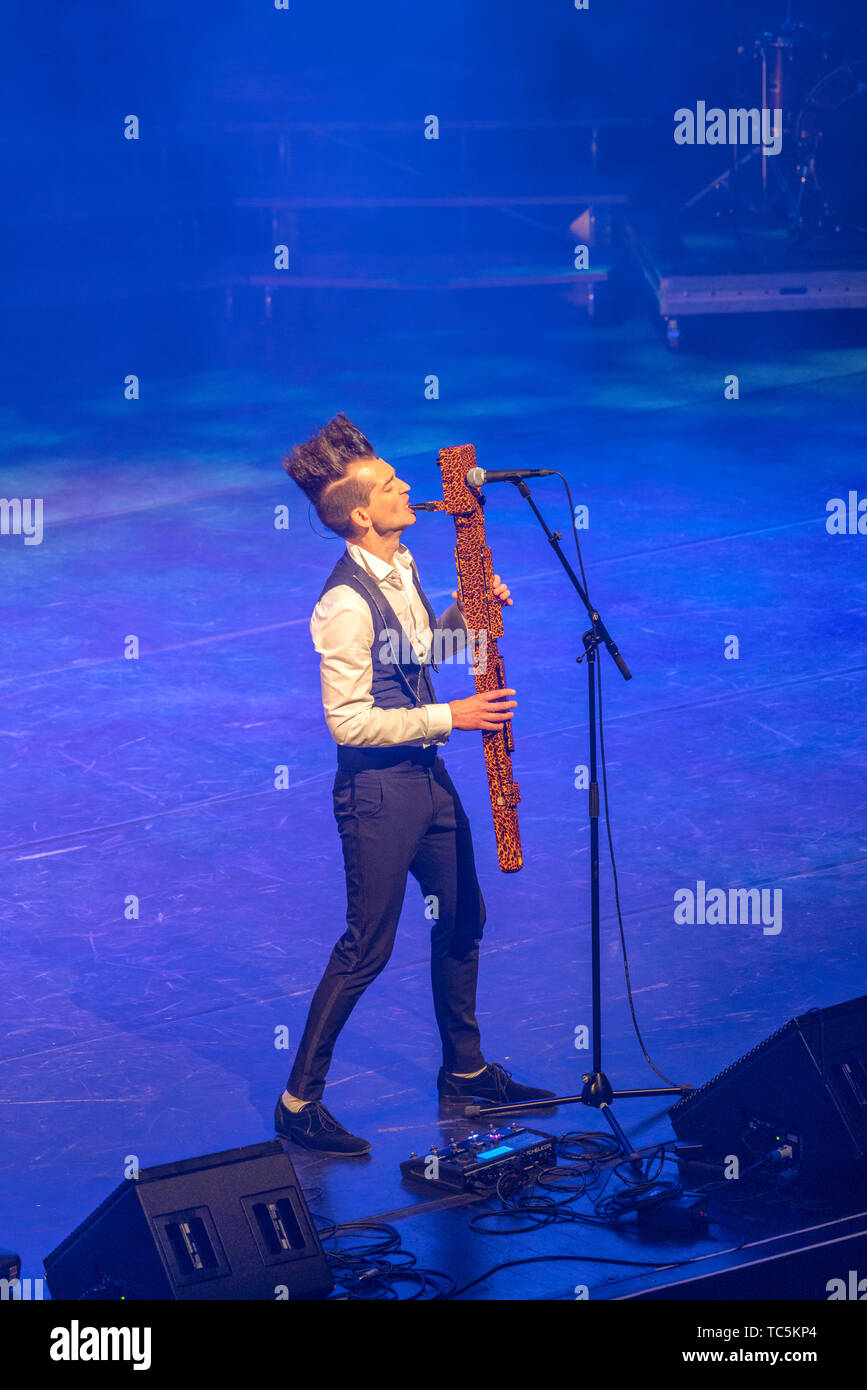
[{"xmin": 310, "ymin": 541, "xmax": 468, "ymax": 748}]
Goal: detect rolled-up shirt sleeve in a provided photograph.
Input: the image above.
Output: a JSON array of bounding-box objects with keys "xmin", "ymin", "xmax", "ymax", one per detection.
[{"xmin": 311, "ymin": 588, "xmax": 453, "ymax": 747}]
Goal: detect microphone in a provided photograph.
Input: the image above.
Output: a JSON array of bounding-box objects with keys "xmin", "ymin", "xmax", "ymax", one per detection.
[{"xmin": 466, "ymin": 467, "xmax": 556, "ymax": 487}]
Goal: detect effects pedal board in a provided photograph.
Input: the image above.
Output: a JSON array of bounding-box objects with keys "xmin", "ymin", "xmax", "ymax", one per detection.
[{"xmin": 400, "ymin": 1125, "xmax": 556, "ymax": 1193}]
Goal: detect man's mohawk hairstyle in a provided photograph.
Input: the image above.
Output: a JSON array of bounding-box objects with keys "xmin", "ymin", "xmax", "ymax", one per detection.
[{"xmin": 283, "ymin": 413, "xmax": 378, "ymax": 539}]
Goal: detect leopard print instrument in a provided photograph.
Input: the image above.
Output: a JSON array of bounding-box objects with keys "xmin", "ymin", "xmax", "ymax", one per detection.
[{"xmin": 432, "ymin": 444, "xmax": 524, "ymax": 874}]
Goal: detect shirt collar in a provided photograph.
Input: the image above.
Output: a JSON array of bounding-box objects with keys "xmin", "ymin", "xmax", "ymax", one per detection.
[{"xmin": 347, "ymin": 541, "xmax": 414, "ymax": 584}]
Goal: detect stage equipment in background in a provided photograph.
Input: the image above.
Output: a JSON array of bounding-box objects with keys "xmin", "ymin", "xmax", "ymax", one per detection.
[
  {"xmin": 795, "ymin": 59, "xmax": 867, "ymax": 235},
  {"xmin": 400, "ymin": 1126, "xmax": 556, "ymax": 1193},
  {"xmin": 683, "ymin": 10, "xmax": 833, "ymax": 229},
  {"xmin": 634, "ymin": 11, "xmax": 867, "ymax": 346},
  {"xmin": 682, "ymin": 10, "xmax": 867, "ymax": 239},
  {"xmin": 411, "ymin": 443, "xmax": 523, "ymax": 873},
  {"xmin": 669, "ymin": 994, "xmax": 867, "ymax": 1191},
  {"xmin": 43, "ymin": 1141, "xmax": 333, "ymax": 1301}
]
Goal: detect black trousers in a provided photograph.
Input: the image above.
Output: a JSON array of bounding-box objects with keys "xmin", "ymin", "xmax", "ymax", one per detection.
[{"xmin": 287, "ymin": 748, "xmax": 487, "ymax": 1101}]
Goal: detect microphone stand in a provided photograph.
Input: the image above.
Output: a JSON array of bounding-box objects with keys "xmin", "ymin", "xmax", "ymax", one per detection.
[{"xmin": 464, "ymin": 479, "xmax": 688, "ymax": 1169}]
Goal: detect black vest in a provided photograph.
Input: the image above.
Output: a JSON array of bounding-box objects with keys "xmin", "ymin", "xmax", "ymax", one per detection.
[{"xmin": 318, "ymin": 548, "xmax": 442, "ymax": 765}]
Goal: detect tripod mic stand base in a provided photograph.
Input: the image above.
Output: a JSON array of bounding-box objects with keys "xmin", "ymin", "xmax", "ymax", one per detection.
[
  {"xmin": 463, "ymin": 1081, "xmax": 688, "ymax": 1119},
  {"xmin": 464, "ymin": 1072, "xmax": 691, "ymax": 1176},
  {"xmin": 581, "ymin": 1070, "xmax": 613, "ymax": 1106},
  {"xmin": 465, "ymin": 1071, "xmax": 644, "ymax": 1171},
  {"xmin": 581, "ymin": 1072, "xmax": 644, "ymax": 1175}
]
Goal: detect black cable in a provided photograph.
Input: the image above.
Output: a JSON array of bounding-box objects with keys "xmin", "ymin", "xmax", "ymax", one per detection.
[
  {"xmin": 303, "ymin": 1130, "xmax": 762, "ymax": 1300},
  {"xmin": 550, "ymin": 471, "xmax": 592, "ymax": 602},
  {"xmin": 305, "ymin": 499, "xmax": 341, "ymax": 541},
  {"xmin": 547, "ymin": 469, "xmax": 689, "ymax": 1093},
  {"xmin": 308, "ymin": 1216, "xmax": 457, "ymax": 1301},
  {"xmin": 595, "ymin": 658, "xmax": 689, "ymax": 1090},
  {"xmin": 556, "ymin": 1129, "xmax": 622, "ymax": 1163},
  {"xmin": 469, "ymin": 1138, "xmax": 692, "ymax": 1232},
  {"xmin": 436, "ymin": 1252, "xmax": 671, "ymax": 1301}
]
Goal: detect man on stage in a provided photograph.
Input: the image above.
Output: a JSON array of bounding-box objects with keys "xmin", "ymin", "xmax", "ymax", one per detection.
[{"xmin": 278, "ymin": 414, "xmax": 554, "ymax": 1154}]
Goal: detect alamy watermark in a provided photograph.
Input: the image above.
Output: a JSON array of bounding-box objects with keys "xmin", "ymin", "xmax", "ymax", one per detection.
[
  {"xmin": 674, "ymin": 880, "xmax": 782, "ymax": 936},
  {"xmin": 0, "ymin": 497, "xmax": 43, "ymax": 545},
  {"xmin": 826, "ymin": 491, "xmax": 867, "ymax": 535},
  {"xmin": 1, "ymin": 1276, "xmax": 45, "ymax": 1300},
  {"xmin": 50, "ymin": 1322, "xmax": 151, "ymax": 1370},
  {"xmin": 826, "ymin": 1270, "xmax": 867, "ymax": 1299},
  {"xmin": 674, "ymin": 102, "xmax": 782, "ymax": 157},
  {"xmin": 378, "ymin": 625, "xmax": 488, "ymax": 673}
]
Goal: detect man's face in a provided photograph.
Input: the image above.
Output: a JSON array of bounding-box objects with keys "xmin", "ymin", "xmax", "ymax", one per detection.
[{"xmin": 347, "ymin": 456, "xmax": 415, "ymax": 537}]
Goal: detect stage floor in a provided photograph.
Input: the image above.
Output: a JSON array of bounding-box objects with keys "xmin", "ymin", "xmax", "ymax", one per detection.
[{"xmin": 1, "ymin": 285, "xmax": 865, "ymax": 1298}]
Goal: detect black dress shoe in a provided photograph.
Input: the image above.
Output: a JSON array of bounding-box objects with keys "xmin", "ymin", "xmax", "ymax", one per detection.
[
  {"xmin": 273, "ymin": 1096, "xmax": 371, "ymax": 1156},
  {"xmin": 437, "ymin": 1063, "xmax": 556, "ymax": 1107}
]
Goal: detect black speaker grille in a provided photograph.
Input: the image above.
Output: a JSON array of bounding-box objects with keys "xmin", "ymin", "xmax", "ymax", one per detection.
[{"xmin": 670, "ymin": 1013, "xmax": 803, "ymax": 1119}]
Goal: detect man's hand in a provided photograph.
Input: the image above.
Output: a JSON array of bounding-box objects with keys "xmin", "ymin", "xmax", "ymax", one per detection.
[
  {"xmin": 448, "ymin": 687, "xmax": 517, "ymax": 732},
  {"xmin": 451, "ymin": 574, "xmax": 514, "ymax": 616}
]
